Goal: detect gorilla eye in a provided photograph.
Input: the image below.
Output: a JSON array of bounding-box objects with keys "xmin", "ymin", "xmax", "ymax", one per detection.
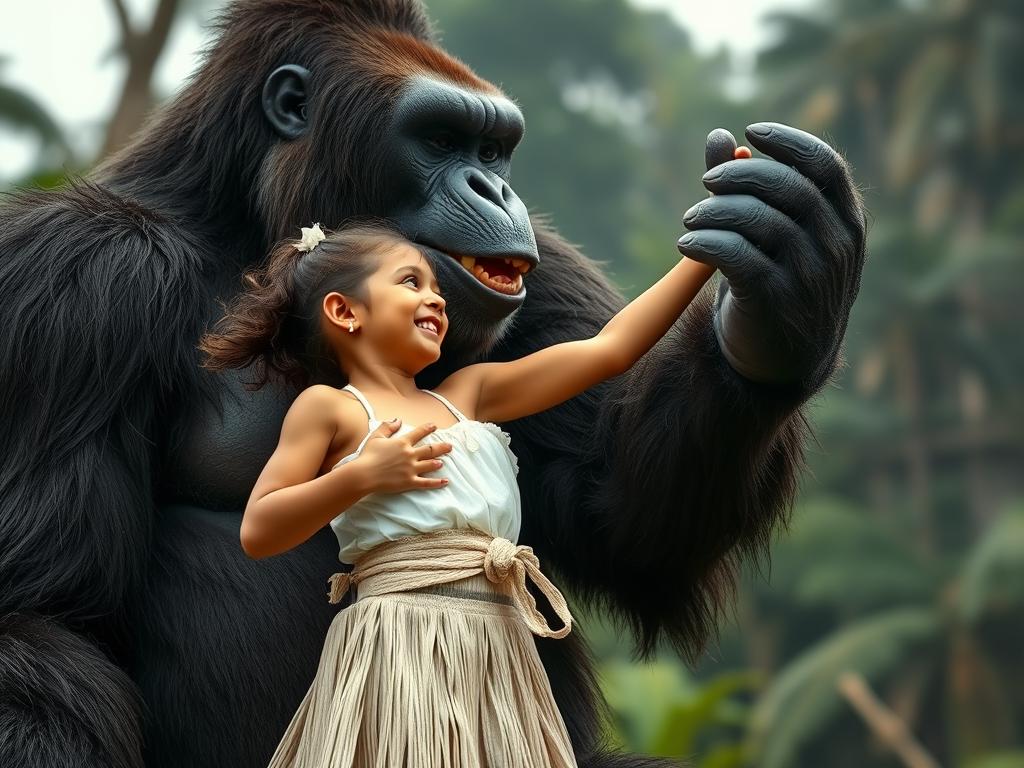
[
  {"xmin": 479, "ymin": 141, "xmax": 501, "ymax": 163},
  {"xmin": 431, "ymin": 134, "xmax": 456, "ymax": 151}
]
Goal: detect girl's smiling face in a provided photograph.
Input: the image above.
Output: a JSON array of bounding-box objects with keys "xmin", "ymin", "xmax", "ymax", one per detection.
[{"xmin": 357, "ymin": 243, "xmax": 448, "ymax": 369}]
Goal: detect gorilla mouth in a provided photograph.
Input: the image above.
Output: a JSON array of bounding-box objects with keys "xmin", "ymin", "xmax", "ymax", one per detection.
[{"xmin": 449, "ymin": 253, "xmax": 532, "ymax": 296}]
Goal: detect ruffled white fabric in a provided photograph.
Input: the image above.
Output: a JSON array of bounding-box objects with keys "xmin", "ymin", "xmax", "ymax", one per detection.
[
  {"xmin": 329, "ymin": 388, "xmax": 521, "ymax": 565},
  {"xmin": 434, "ymin": 418, "xmax": 519, "ymax": 475}
]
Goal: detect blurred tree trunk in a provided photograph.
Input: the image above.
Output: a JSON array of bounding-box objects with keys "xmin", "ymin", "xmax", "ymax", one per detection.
[
  {"xmin": 100, "ymin": 0, "xmax": 181, "ymax": 160},
  {"xmin": 890, "ymin": 322, "xmax": 934, "ymax": 556},
  {"xmin": 954, "ymin": 189, "xmax": 995, "ymax": 533}
]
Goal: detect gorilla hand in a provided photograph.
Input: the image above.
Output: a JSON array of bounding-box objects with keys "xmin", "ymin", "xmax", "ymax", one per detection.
[{"xmin": 678, "ymin": 122, "xmax": 867, "ymax": 391}]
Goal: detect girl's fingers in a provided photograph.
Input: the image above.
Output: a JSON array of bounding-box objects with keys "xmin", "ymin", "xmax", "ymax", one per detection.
[
  {"xmin": 414, "ymin": 441, "xmax": 452, "ymax": 460},
  {"xmin": 414, "ymin": 458, "xmax": 445, "ymax": 474},
  {"xmin": 413, "ymin": 474, "xmax": 449, "ymax": 488}
]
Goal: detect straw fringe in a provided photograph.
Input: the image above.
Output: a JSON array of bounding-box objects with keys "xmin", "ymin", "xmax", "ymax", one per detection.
[
  {"xmin": 267, "ymin": 591, "xmax": 578, "ymax": 767},
  {"xmin": 266, "ymin": 530, "xmax": 579, "ymax": 767}
]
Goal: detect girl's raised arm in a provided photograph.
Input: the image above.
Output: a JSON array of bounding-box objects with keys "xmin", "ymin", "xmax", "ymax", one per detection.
[{"xmin": 450, "ymin": 257, "xmax": 716, "ymax": 426}]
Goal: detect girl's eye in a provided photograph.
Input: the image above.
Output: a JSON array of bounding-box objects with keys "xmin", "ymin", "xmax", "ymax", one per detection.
[{"xmin": 403, "ymin": 275, "xmax": 418, "ymax": 287}]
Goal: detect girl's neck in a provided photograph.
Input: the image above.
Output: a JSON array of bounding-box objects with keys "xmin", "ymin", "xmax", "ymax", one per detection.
[{"xmin": 346, "ymin": 370, "xmax": 423, "ymax": 399}]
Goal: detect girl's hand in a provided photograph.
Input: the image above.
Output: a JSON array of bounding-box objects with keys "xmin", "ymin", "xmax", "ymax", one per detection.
[{"xmin": 356, "ymin": 419, "xmax": 453, "ymax": 494}]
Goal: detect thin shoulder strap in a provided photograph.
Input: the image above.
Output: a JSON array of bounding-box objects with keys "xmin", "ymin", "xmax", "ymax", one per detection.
[
  {"xmin": 342, "ymin": 384, "xmax": 379, "ymax": 425},
  {"xmin": 422, "ymin": 389, "xmax": 468, "ymax": 422}
]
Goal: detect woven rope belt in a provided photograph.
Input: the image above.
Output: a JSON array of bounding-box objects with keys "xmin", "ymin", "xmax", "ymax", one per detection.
[{"xmin": 327, "ymin": 528, "xmax": 574, "ymax": 640}]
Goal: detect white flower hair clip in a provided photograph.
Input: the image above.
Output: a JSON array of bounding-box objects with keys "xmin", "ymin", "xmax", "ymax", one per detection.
[{"xmin": 296, "ymin": 222, "xmax": 326, "ymax": 252}]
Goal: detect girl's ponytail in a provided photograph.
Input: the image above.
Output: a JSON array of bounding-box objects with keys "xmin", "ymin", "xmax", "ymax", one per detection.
[
  {"xmin": 198, "ymin": 240, "xmax": 310, "ymax": 391},
  {"xmin": 198, "ymin": 217, "xmax": 412, "ymax": 392}
]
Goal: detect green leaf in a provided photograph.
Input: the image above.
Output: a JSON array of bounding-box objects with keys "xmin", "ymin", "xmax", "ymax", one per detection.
[
  {"xmin": 652, "ymin": 670, "xmax": 761, "ymax": 756},
  {"xmin": 958, "ymin": 502, "xmax": 1024, "ymax": 622},
  {"xmin": 748, "ymin": 607, "xmax": 941, "ymax": 768}
]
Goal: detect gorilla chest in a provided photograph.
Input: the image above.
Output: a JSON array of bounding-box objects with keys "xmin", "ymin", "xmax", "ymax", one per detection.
[{"xmin": 159, "ymin": 367, "xmax": 295, "ymax": 512}]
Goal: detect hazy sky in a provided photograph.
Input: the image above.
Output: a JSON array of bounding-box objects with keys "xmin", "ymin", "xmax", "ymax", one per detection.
[{"xmin": 0, "ymin": 0, "xmax": 815, "ymax": 180}]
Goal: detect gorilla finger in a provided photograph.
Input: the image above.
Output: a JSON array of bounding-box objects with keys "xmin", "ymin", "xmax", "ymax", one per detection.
[
  {"xmin": 701, "ymin": 159, "xmax": 854, "ymax": 256},
  {"xmin": 705, "ymin": 128, "xmax": 737, "ymax": 172},
  {"xmin": 702, "ymin": 159, "xmax": 823, "ymax": 218},
  {"xmin": 743, "ymin": 122, "xmax": 863, "ymax": 236},
  {"xmin": 676, "ymin": 229, "xmax": 779, "ymax": 291},
  {"xmin": 682, "ymin": 194, "xmax": 812, "ymax": 260}
]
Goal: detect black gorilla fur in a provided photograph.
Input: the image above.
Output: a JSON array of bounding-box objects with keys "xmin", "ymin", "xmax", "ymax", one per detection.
[{"xmin": 0, "ymin": 1, "xmax": 865, "ymax": 766}]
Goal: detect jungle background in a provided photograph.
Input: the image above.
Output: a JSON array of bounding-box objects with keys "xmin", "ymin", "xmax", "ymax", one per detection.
[{"xmin": 2, "ymin": 0, "xmax": 1022, "ymax": 765}]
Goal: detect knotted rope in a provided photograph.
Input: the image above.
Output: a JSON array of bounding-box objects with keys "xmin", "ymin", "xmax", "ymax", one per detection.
[{"xmin": 327, "ymin": 528, "xmax": 573, "ymax": 639}]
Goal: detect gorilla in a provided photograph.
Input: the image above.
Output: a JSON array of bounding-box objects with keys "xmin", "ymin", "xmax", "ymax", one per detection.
[{"xmin": 0, "ymin": 0, "xmax": 865, "ymax": 766}]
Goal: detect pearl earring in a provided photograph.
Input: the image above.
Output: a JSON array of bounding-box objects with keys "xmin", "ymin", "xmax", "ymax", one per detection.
[{"xmin": 348, "ymin": 320, "xmax": 355, "ymax": 333}]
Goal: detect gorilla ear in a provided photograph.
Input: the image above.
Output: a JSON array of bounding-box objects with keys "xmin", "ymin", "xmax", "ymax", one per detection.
[{"xmin": 262, "ymin": 65, "xmax": 311, "ymax": 140}]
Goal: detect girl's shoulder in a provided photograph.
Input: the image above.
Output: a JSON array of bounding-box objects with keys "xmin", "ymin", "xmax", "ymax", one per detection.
[
  {"xmin": 432, "ymin": 370, "xmax": 479, "ymax": 421},
  {"xmin": 296, "ymin": 385, "xmax": 373, "ymax": 475}
]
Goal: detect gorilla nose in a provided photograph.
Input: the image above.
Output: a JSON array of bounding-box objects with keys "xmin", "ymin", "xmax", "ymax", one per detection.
[{"xmin": 462, "ymin": 168, "xmax": 521, "ymax": 223}]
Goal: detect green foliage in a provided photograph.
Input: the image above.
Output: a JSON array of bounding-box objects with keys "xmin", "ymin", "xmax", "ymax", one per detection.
[
  {"xmin": 748, "ymin": 497, "xmax": 934, "ymax": 615},
  {"xmin": 652, "ymin": 671, "xmax": 760, "ymax": 763},
  {"xmin": 0, "ymin": 56, "xmax": 72, "ymax": 181},
  {"xmin": 958, "ymin": 502, "xmax": 1024, "ymax": 623},
  {"xmin": 0, "ymin": 58, "xmax": 66, "ymax": 149},
  {"xmin": 967, "ymin": 753, "xmax": 1024, "ymax": 768},
  {"xmin": 598, "ymin": 660, "xmax": 755, "ymax": 763},
  {"xmin": 748, "ymin": 608, "xmax": 941, "ymax": 768}
]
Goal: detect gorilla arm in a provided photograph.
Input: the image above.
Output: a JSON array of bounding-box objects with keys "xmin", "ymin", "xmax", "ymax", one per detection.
[
  {"xmin": 0, "ymin": 179, "xmax": 207, "ymax": 766},
  {"xmin": 501, "ymin": 125, "xmax": 866, "ymax": 663}
]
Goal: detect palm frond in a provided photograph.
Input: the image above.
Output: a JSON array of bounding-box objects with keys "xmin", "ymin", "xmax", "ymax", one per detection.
[
  {"xmin": 748, "ymin": 607, "xmax": 941, "ymax": 768},
  {"xmin": 958, "ymin": 502, "xmax": 1024, "ymax": 623}
]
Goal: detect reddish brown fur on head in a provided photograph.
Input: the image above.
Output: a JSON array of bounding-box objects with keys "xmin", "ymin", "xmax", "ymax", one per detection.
[
  {"xmin": 352, "ymin": 28, "xmax": 502, "ymax": 96},
  {"xmin": 94, "ymin": 0, "xmax": 511, "ymax": 259}
]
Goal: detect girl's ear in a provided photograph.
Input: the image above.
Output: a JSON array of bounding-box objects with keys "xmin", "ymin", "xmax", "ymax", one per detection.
[{"xmin": 323, "ymin": 292, "xmax": 359, "ymax": 331}]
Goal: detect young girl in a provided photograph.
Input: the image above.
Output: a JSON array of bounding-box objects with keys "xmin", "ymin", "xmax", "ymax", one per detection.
[{"xmin": 198, "ymin": 217, "xmax": 715, "ymax": 767}]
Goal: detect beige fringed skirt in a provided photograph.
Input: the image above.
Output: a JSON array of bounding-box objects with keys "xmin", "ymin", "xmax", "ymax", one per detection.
[{"xmin": 266, "ymin": 529, "xmax": 579, "ymax": 768}]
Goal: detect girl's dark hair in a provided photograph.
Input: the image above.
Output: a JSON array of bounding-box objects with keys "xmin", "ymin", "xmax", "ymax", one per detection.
[{"xmin": 198, "ymin": 216, "xmax": 426, "ymax": 392}]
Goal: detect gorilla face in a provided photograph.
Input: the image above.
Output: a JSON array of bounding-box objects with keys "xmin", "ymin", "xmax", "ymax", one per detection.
[
  {"xmin": 262, "ymin": 65, "xmax": 538, "ymax": 361},
  {"xmin": 379, "ymin": 76, "xmax": 538, "ymax": 322}
]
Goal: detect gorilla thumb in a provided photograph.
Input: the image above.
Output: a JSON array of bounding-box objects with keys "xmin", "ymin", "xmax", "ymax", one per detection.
[{"xmin": 705, "ymin": 128, "xmax": 737, "ymax": 171}]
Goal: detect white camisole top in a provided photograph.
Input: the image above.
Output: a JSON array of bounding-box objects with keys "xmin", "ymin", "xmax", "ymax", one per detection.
[{"xmin": 329, "ymin": 383, "xmax": 522, "ymax": 565}]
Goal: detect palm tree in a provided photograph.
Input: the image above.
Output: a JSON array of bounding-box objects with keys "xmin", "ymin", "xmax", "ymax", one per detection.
[
  {"xmin": 0, "ymin": 57, "xmax": 72, "ymax": 179},
  {"xmin": 745, "ymin": 500, "xmax": 1024, "ymax": 767}
]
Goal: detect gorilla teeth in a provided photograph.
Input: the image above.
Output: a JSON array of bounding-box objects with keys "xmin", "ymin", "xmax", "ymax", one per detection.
[
  {"xmin": 456, "ymin": 254, "xmax": 530, "ymax": 275},
  {"xmin": 472, "ymin": 264, "xmax": 522, "ymax": 294},
  {"xmin": 452, "ymin": 253, "xmax": 525, "ymax": 294}
]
